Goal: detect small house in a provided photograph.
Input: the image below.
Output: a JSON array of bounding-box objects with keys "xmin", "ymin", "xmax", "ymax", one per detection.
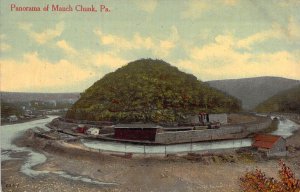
[
  {"xmin": 86, "ymin": 127, "xmax": 100, "ymax": 135},
  {"xmin": 8, "ymin": 115, "xmax": 18, "ymax": 122},
  {"xmin": 74, "ymin": 124, "xmax": 88, "ymax": 134},
  {"xmin": 252, "ymin": 134, "xmax": 287, "ymax": 157}
]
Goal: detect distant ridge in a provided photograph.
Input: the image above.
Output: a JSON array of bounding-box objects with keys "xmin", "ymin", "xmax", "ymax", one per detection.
[
  {"xmin": 1, "ymin": 92, "xmax": 80, "ymax": 102},
  {"xmin": 255, "ymin": 84, "xmax": 300, "ymax": 113},
  {"xmin": 207, "ymin": 76, "xmax": 300, "ymax": 110}
]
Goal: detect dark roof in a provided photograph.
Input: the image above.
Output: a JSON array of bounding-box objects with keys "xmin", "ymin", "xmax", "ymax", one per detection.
[
  {"xmin": 114, "ymin": 124, "xmax": 162, "ymax": 129},
  {"xmin": 252, "ymin": 134, "xmax": 282, "ymax": 149}
]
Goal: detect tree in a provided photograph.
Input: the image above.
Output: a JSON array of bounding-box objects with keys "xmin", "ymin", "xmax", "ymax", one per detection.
[{"xmin": 240, "ymin": 160, "xmax": 300, "ymax": 192}]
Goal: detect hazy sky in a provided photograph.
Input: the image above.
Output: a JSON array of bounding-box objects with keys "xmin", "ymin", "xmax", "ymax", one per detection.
[{"xmin": 1, "ymin": 0, "xmax": 300, "ymax": 92}]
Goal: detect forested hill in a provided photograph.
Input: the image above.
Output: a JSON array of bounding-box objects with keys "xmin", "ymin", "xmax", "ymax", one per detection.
[
  {"xmin": 66, "ymin": 59, "xmax": 241, "ymax": 123},
  {"xmin": 207, "ymin": 77, "xmax": 300, "ymax": 110},
  {"xmin": 255, "ymin": 85, "xmax": 300, "ymax": 113}
]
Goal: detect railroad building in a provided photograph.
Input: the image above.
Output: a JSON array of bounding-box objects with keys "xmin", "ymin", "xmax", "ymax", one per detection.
[
  {"xmin": 252, "ymin": 134, "xmax": 287, "ymax": 157},
  {"xmin": 114, "ymin": 124, "xmax": 162, "ymax": 141}
]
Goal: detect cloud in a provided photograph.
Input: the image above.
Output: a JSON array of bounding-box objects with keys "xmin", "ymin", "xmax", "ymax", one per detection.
[
  {"xmin": 237, "ymin": 25, "xmax": 282, "ymax": 50},
  {"xmin": 56, "ymin": 40, "xmax": 77, "ymax": 55},
  {"xmin": 94, "ymin": 26, "xmax": 179, "ymax": 57},
  {"xmin": 278, "ymin": 0, "xmax": 300, "ymax": 7},
  {"xmin": 181, "ymin": 0, "xmax": 209, "ymax": 19},
  {"xmin": 135, "ymin": 0, "xmax": 157, "ymax": 13},
  {"xmin": 79, "ymin": 51, "xmax": 129, "ymax": 69},
  {"xmin": 0, "ymin": 52, "xmax": 93, "ymax": 92},
  {"xmin": 1, "ymin": 43, "xmax": 11, "ymax": 52},
  {"xmin": 223, "ymin": 0, "xmax": 238, "ymax": 6},
  {"xmin": 190, "ymin": 34, "xmax": 250, "ymax": 66},
  {"xmin": 286, "ymin": 17, "xmax": 300, "ymax": 40},
  {"xmin": 235, "ymin": 19, "xmax": 300, "ymax": 49},
  {"xmin": 19, "ymin": 22, "xmax": 64, "ymax": 44},
  {"xmin": 94, "ymin": 29, "xmax": 138, "ymax": 50},
  {"xmin": 181, "ymin": 0, "xmax": 237, "ymax": 19},
  {"xmin": 176, "ymin": 33, "xmax": 300, "ymax": 81},
  {"xmin": 0, "ymin": 34, "xmax": 11, "ymax": 51}
]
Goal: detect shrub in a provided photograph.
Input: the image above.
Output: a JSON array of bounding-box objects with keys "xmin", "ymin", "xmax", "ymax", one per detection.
[{"xmin": 240, "ymin": 160, "xmax": 300, "ymax": 192}]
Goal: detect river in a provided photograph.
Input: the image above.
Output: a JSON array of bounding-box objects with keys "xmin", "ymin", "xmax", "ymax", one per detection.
[{"xmin": 1, "ymin": 116, "xmax": 116, "ymax": 186}]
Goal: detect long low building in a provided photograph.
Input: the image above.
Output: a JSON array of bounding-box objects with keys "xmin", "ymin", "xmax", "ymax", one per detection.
[{"xmin": 114, "ymin": 124, "xmax": 163, "ymax": 141}]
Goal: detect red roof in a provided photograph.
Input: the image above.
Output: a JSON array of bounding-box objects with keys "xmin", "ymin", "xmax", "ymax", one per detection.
[{"xmin": 252, "ymin": 134, "xmax": 281, "ymax": 149}]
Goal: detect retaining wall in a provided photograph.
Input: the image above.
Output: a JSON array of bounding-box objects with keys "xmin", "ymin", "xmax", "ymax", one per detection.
[
  {"xmin": 155, "ymin": 117, "xmax": 272, "ymax": 144},
  {"xmin": 80, "ymin": 138, "xmax": 252, "ymax": 156}
]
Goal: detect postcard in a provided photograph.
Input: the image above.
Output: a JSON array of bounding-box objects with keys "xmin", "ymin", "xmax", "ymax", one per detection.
[{"xmin": 1, "ymin": 1, "xmax": 300, "ymax": 191}]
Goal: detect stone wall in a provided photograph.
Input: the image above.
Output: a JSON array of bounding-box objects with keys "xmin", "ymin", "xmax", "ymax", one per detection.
[
  {"xmin": 155, "ymin": 117, "xmax": 272, "ymax": 144},
  {"xmin": 187, "ymin": 113, "xmax": 228, "ymax": 125},
  {"xmin": 209, "ymin": 114, "xmax": 228, "ymax": 124}
]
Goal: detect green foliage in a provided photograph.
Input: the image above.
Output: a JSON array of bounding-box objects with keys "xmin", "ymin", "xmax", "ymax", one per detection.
[
  {"xmin": 66, "ymin": 59, "xmax": 241, "ymax": 122},
  {"xmin": 255, "ymin": 85, "xmax": 300, "ymax": 113},
  {"xmin": 1, "ymin": 100, "xmax": 22, "ymax": 117}
]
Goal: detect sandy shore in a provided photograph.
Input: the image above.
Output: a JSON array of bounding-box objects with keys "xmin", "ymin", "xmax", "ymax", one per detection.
[{"xmin": 2, "ymin": 119, "xmax": 300, "ymax": 192}]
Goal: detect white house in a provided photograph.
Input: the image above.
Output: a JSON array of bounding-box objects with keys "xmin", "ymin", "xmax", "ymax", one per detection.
[
  {"xmin": 8, "ymin": 115, "xmax": 18, "ymax": 122},
  {"xmin": 86, "ymin": 128, "xmax": 100, "ymax": 135}
]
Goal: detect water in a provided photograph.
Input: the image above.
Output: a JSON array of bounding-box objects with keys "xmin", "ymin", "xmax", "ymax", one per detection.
[
  {"xmin": 1, "ymin": 116, "xmax": 117, "ymax": 186},
  {"xmin": 271, "ymin": 119, "xmax": 299, "ymax": 138}
]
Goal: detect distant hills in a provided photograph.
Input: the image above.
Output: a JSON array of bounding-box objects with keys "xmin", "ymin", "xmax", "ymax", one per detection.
[
  {"xmin": 207, "ymin": 77, "xmax": 300, "ymax": 110},
  {"xmin": 66, "ymin": 59, "xmax": 241, "ymax": 123},
  {"xmin": 1, "ymin": 92, "xmax": 80, "ymax": 103},
  {"xmin": 255, "ymin": 85, "xmax": 300, "ymax": 113}
]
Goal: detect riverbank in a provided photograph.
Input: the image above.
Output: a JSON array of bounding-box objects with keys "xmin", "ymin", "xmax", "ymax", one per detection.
[
  {"xmin": 1, "ymin": 158, "xmax": 114, "ymax": 192},
  {"xmin": 3, "ymin": 129, "xmax": 299, "ymax": 191},
  {"xmin": 1, "ymin": 116, "xmax": 49, "ymax": 126},
  {"xmin": 3, "ymin": 139, "xmax": 300, "ymax": 192}
]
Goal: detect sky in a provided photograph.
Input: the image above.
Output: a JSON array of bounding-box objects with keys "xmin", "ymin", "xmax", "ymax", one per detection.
[{"xmin": 1, "ymin": 0, "xmax": 300, "ymax": 93}]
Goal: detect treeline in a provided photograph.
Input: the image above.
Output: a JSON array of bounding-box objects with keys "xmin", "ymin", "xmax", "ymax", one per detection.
[
  {"xmin": 1, "ymin": 101, "xmax": 22, "ymax": 118},
  {"xmin": 66, "ymin": 59, "xmax": 241, "ymax": 123},
  {"xmin": 255, "ymin": 85, "xmax": 300, "ymax": 113}
]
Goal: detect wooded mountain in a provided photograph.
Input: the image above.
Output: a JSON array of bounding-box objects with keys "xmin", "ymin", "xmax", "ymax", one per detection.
[
  {"xmin": 66, "ymin": 59, "xmax": 241, "ymax": 123},
  {"xmin": 207, "ymin": 77, "xmax": 300, "ymax": 110},
  {"xmin": 255, "ymin": 85, "xmax": 300, "ymax": 113}
]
